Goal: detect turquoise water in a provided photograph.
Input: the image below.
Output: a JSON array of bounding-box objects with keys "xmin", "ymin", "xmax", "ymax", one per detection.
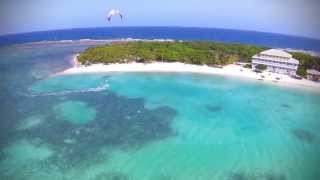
[{"xmin": 1, "ymin": 43, "xmax": 320, "ymax": 180}]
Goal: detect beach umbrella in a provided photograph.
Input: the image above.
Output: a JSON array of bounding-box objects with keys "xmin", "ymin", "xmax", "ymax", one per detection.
[{"xmin": 107, "ymin": 9, "xmax": 123, "ymax": 21}]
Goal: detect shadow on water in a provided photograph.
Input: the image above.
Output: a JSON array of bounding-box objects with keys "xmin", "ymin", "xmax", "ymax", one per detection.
[
  {"xmin": 281, "ymin": 103, "xmax": 291, "ymax": 109},
  {"xmin": 205, "ymin": 105, "xmax": 223, "ymax": 112},
  {"xmin": 16, "ymin": 90, "xmax": 177, "ymax": 167},
  {"xmin": 229, "ymin": 171, "xmax": 286, "ymax": 180},
  {"xmin": 291, "ymin": 129, "xmax": 316, "ymax": 143}
]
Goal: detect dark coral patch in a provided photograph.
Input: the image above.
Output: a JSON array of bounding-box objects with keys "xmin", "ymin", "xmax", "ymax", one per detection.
[
  {"xmin": 229, "ymin": 172, "xmax": 247, "ymax": 180},
  {"xmin": 18, "ymin": 90, "xmax": 177, "ymax": 165},
  {"xmin": 229, "ymin": 171, "xmax": 286, "ymax": 180},
  {"xmin": 95, "ymin": 171, "xmax": 128, "ymax": 180},
  {"xmin": 291, "ymin": 129, "xmax": 316, "ymax": 143}
]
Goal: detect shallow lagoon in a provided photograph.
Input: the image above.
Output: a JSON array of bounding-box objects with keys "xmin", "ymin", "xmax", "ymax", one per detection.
[{"xmin": 0, "ymin": 42, "xmax": 320, "ymax": 180}]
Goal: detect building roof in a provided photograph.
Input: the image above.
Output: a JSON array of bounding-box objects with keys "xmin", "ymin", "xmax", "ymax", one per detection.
[
  {"xmin": 260, "ymin": 49, "xmax": 292, "ymax": 59},
  {"xmin": 307, "ymin": 69, "xmax": 320, "ymax": 75}
]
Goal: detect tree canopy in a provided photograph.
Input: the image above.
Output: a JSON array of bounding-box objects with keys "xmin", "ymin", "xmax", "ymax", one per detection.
[
  {"xmin": 78, "ymin": 41, "xmax": 265, "ymax": 66},
  {"xmin": 255, "ymin": 64, "xmax": 268, "ymax": 71},
  {"xmin": 292, "ymin": 52, "xmax": 320, "ymax": 76}
]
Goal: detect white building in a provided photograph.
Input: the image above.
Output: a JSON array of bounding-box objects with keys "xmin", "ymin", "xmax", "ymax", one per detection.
[{"xmin": 252, "ymin": 49, "xmax": 299, "ymax": 75}]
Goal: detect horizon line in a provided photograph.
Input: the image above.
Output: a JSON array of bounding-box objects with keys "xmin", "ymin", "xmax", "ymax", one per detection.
[{"xmin": 1, "ymin": 26, "xmax": 320, "ymax": 41}]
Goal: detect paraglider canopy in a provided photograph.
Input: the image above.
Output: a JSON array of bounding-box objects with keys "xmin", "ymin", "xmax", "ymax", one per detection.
[{"xmin": 107, "ymin": 9, "xmax": 123, "ymax": 21}]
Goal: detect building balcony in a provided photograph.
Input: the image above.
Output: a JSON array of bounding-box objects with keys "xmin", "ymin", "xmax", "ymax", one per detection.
[{"xmin": 252, "ymin": 60, "xmax": 298, "ymax": 70}]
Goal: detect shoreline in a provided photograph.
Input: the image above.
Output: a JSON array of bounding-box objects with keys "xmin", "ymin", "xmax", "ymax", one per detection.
[
  {"xmin": 71, "ymin": 54, "xmax": 81, "ymax": 67},
  {"xmin": 62, "ymin": 56, "xmax": 320, "ymax": 93}
]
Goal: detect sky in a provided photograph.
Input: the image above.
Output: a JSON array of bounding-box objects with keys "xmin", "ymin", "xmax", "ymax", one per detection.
[{"xmin": 0, "ymin": 0, "xmax": 320, "ymax": 39}]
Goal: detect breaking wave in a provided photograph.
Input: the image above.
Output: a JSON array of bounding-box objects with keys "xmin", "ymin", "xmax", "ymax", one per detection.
[
  {"xmin": 28, "ymin": 81, "xmax": 109, "ymax": 97},
  {"xmin": 13, "ymin": 38, "xmax": 177, "ymax": 48}
]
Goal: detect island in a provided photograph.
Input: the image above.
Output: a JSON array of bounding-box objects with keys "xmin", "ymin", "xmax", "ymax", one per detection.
[
  {"xmin": 63, "ymin": 40, "xmax": 320, "ymax": 91},
  {"xmin": 77, "ymin": 41, "xmax": 319, "ymax": 76}
]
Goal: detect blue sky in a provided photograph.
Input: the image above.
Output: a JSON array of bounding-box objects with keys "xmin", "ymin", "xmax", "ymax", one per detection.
[{"xmin": 0, "ymin": 0, "xmax": 319, "ymax": 39}]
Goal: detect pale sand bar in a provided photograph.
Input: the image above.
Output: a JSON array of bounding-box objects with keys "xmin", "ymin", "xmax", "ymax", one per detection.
[{"xmin": 61, "ymin": 56, "xmax": 320, "ymax": 92}]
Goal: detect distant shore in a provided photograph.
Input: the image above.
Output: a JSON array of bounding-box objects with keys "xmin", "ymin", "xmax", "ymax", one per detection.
[{"xmin": 61, "ymin": 55, "xmax": 320, "ymax": 92}]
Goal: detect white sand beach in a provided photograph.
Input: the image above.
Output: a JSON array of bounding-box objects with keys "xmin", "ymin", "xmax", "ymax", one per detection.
[{"xmin": 62, "ymin": 55, "xmax": 320, "ymax": 92}]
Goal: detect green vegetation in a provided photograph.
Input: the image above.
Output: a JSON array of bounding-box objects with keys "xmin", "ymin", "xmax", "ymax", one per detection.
[
  {"xmin": 78, "ymin": 41, "xmax": 320, "ymax": 77},
  {"xmin": 243, "ymin": 64, "xmax": 252, "ymax": 69},
  {"xmin": 292, "ymin": 52, "xmax": 320, "ymax": 77},
  {"xmin": 78, "ymin": 41, "xmax": 265, "ymax": 66},
  {"xmin": 255, "ymin": 64, "xmax": 268, "ymax": 71}
]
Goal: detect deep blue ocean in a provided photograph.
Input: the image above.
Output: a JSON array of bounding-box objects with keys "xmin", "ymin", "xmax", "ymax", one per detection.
[{"xmin": 1, "ymin": 27, "xmax": 320, "ymax": 52}]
